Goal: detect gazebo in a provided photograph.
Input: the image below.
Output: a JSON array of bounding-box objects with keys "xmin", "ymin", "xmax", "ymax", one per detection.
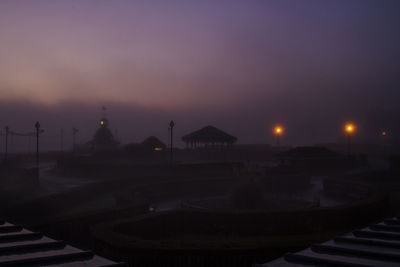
[{"xmin": 182, "ymin": 125, "xmax": 237, "ymax": 149}]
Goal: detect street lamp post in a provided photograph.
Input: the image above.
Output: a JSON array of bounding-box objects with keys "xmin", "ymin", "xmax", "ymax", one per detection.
[
  {"xmin": 169, "ymin": 120, "xmax": 175, "ymax": 164},
  {"xmin": 382, "ymin": 130, "xmax": 388, "ymax": 155},
  {"xmin": 4, "ymin": 126, "xmax": 9, "ymax": 163},
  {"xmin": 274, "ymin": 126, "xmax": 283, "ymax": 146},
  {"xmin": 35, "ymin": 121, "xmax": 40, "ymax": 179},
  {"xmin": 345, "ymin": 123, "xmax": 355, "ymax": 155}
]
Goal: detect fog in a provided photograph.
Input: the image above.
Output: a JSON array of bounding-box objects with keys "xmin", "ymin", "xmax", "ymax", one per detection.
[{"xmin": 0, "ymin": 1, "xmax": 399, "ymax": 150}]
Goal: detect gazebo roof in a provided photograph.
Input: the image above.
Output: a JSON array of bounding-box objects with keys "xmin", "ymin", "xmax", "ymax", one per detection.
[{"xmin": 182, "ymin": 125, "xmax": 237, "ymax": 144}]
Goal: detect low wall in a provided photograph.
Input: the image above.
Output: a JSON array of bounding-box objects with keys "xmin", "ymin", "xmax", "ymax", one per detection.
[
  {"xmin": 56, "ymin": 159, "xmax": 240, "ymax": 179},
  {"xmin": 91, "ymin": 179, "xmax": 388, "ymax": 267},
  {"xmin": 32, "ymin": 204, "xmax": 149, "ymax": 250}
]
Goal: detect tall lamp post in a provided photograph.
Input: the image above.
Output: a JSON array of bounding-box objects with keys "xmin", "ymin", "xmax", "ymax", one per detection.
[
  {"xmin": 169, "ymin": 120, "xmax": 175, "ymax": 164},
  {"xmin": 4, "ymin": 126, "xmax": 9, "ymax": 163},
  {"xmin": 382, "ymin": 130, "xmax": 388, "ymax": 155},
  {"xmin": 274, "ymin": 125, "xmax": 283, "ymax": 146},
  {"xmin": 35, "ymin": 121, "xmax": 41, "ymax": 179},
  {"xmin": 345, "ymin": 123, "xmax": 355, "ymax": 155}
]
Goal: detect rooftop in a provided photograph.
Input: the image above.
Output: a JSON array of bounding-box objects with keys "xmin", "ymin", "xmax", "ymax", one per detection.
[{"xmin": 182, "ymin": 125, "xmax": 237, "ymax": 144}]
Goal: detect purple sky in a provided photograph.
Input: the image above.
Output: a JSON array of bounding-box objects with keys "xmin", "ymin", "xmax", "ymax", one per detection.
[{"xmin": 0, "ymin": 0, "xmax": 399, "ymax": 149}]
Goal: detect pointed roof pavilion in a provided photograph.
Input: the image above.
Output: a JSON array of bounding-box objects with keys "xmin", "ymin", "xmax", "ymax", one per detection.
[{"xmin": 182, "ymin": 125, "xmax": 237, "ymax": 148}]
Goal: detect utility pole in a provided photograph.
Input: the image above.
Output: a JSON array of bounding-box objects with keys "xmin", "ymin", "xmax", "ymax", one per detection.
[
  {"xmin": 35, "ymin": 122, "xmax": 40, "ymax": 179},
  {"xmin": 4, "ymin": 126, "xmax": 9, "ymax": 163},
  {"xmin": 169, "ymin": 120, "xmax": 175, "ymax": 164}
]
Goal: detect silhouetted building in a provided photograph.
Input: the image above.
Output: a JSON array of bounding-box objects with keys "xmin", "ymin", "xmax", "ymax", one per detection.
[
  {"xmin": 182, "ymin": 125, "xmax": 237, "ymax": 149},
  {"xmin": 275, "ymin": 146, "xmax": 359, "ymax": 171},
  {"xmin": 141, "ymin": 136, "xmax": 166, "ymax": 151},
  {"xmin": 280, "ymin": 146, "xmax": 339, "ymax": 159},
  {"xmin": 124, "ymin": 136, "xmax": 166, "ymax": 157}
]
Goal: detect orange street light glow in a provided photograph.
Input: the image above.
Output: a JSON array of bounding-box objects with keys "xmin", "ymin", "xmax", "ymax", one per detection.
[
  {"xmin": 345, "ymin": 123, "xmax": 355, "ymax": 133},
  {"xmin": 274, "ymin": 126, "xmax": 283, "ymax": 135}
]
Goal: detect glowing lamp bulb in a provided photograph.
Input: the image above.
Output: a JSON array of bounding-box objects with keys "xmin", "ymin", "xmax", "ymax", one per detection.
[
  {"xmin": 345, "ymin": 123, "xmax": 355, "ymax": 133},
  {"xmin": 382, "ymin": 131, "xmax": 387, "ymax": 136},
  {"xmin": 100, "ymin": 120, "xmax": 104, "ymax": 126},
  {"xmin": 274, "ymin": 126, "xmax": 283, "ymax": 135}
]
